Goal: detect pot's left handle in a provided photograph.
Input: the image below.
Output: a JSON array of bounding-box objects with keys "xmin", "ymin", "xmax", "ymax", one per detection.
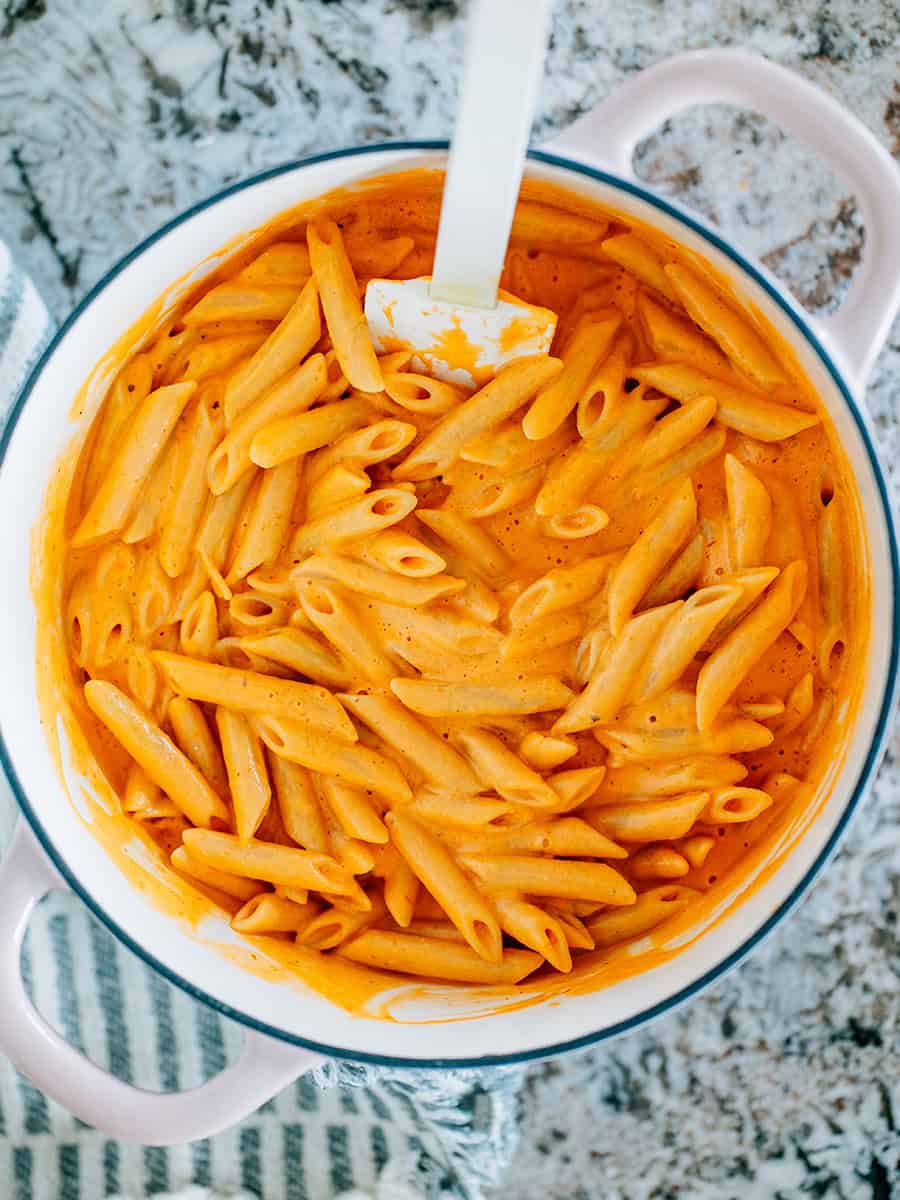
[
  {"xmin": 546, "ymin": 50, "xmax": 900, "ymax": 395},
  {"xmin": 0, "ymin": 823, "xmax": 322, "ymax": 1145}
]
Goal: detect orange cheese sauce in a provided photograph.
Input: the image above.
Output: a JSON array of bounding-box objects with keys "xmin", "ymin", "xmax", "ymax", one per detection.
[{"xmin": 32, "ymin": 168, "xmax": 869, "ymax": 1021}]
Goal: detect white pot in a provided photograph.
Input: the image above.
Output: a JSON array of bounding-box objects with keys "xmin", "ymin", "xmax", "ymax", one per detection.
[{"xmin": 0, "ymin": 51, "xmax": 898, "ymax": 1146}]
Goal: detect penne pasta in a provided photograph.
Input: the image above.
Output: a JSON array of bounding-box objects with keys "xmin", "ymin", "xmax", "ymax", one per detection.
[
  {"xmin": 386, "ymin": 811, "xmax": 503, "ymax": 962},
  {"xmin": 584, "ymin": 792, "xmax": 710, "ymax": 842},
  {"xmin": 151, "ymin": 651, "xmax": 357, "ymax": 741},
  {"xmin": 295, "ymin": 553, "xmax": 464, "ymax": 607},
  {"xmin": 257, "ymin": 715, "xmax": 411, "ymax": 805},
  {"xmin": 416, "ymin": 508, "xmax": 512, "ymax": 582},
  {"xmin": 600, "ymin": 233, "xmax": 678, "ymax": 300},
  {"xmin": 356, "ymin": 529, "xmax": 446, "ymax": 578},
  {"xmin": 239, "ymin": 627, "xmax": 350, "ymax": 690},
  {"xmin": 308, "ymin": 219, "xmax": 382, "ymax": 392},
  {"xmin": 249, "ymin": 398, "xmax": 369, "ymax": 469},
  {"xmin": 633, "ymin": 363, "xmax": 819, "ymax": 441},
  {"xmin": 339, "ymin": 692, "xmax": 480, "ymax": 793},
  {"xmin": 493, "ymin": 896, "xmax": 572, "ymax": 973},
  {"xmin": 232, "ymin": 892, "xmax": 319, "ymax": 935},
  {"xmin": 460, "ymin": 854, "xmax": 636, "ymax": 905},
  {"xmin": 696, "ymin": 561, "xmax": 807, "ymax": 729},
  {"xmin": 181, "ymin": 828, "xmax": 351, "ymax": 893},
  {"xmin": 297, "ymin": 579, "xmax": 399, "ymax": 685},
  {"xmin": 216, "ymin": 707, "xmax": 271, "ymax": 843},
  {"xmin": 74, "ymin": 382, "xmax": 197, "ymax": 546},
  {"xmin": 518, "ymin": 731, "xmax": 577, "ymax": 770},
  {"xmin": 391, "ymin": 677, "xmax": 574, "ymax": 718},
  {"xmin": 523, "ymin": 311, "xmax": 620, "ymax": 439},
  {"xmin": 632, "ymin": 585, "xmax": 741, "ymax": 703},
  {"xmin": 84, "ymin": 680, "xmax": 229, "ymax": 828},
  {"xmin": 268, "ymin": 753, "xmax": 330, "ymax": 852},
  {"xmin": 630, "ymin": 846, "xmax": 691, "ymax": 882},
  {"xmin": 602, "ymin": 756, "xmax": 748, "ymax": 797},
  {"xmin": 607, "ymin": 478, "xmax": 697, "ymax": 635},
  {"xmin": 664, "ymin": 263, "xmax": 787, "ymax": 387},
  {"xmin": 340, "ymin": 931, "xmax": 540, "ymax": 984},
  {"xmin": 725, "ymin": 453, "xmax": 772, "ymax": 570},
  {"xmin": 227, "ymin": 458, "xmax": 304, "ymax": 582},
  {"xmin": 554, "ymin": 603, "xmax": 680, "ymax": 734},
  {"xmin": 393, "ymin": 355, "xmax": 563, "ymax": 481},
  {"xmin": 208, "ymin": 354, "xmax": 326, "ymax": 494},
  {"xmin": 224, "ymin": 277, "xmax": 321, "ymax": 424},
  {"xmin": 586, "ymin": 884, "xmax": 698, "ymax": 947},
  {"xmin": 168, "ymin": 695, "xmax": 229, "ymax": 795},
  {"xmin": 289, "ymin": 488, "xmax": 417, "ymax": 556},
  {"xmin": 317, "ymin": 776, "xmax": 389, "ymax": 845},
  {"xmin": 170, "ymin": 846, "xmax": 263, "ymax": 903},
  {"xmin": 453, "ymin": 728, "xmax": 557, "ymax": 807},
  {"xmin": 304, "ymin": 462, "xmax": 371, "ymax": 519}
]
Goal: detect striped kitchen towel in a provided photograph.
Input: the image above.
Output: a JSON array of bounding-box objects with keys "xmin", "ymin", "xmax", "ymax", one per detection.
[{"xmin": 0, "ymin": 245, "xmax": 526, "ymax": 1199}]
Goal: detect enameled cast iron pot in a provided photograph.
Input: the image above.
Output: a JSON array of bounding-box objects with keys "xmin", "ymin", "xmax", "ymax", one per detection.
[{"xmin": 0, "ymin": 52, "xmax": 898, "ymax": 1145}]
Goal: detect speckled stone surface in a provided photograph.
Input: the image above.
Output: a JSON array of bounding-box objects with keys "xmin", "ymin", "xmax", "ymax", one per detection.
[{"xmin": 1, "ymin": 2, "xmax": 898, "ymax": 1196}]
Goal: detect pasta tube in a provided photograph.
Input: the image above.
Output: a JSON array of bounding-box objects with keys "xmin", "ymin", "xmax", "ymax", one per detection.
[
  {"xmin": 664, "ymin": 262, "xmax": 787, "ymax": 386},
  {"xmin": 74, "ymin": 382, "xmax": 197, "ymax": 546},
  {"xmin": 391, "ymin": 677, "xmax": 574, "ymax": 717},
  {"xmin": 257, "ymin": 716, "xmax": 411, "ymax": 804},
  {"xmin": 393, "ymin": 355, "xmax": 563, "ymax": 481},
  {"xmin": 339, "ymin": 692, "xmax": 480, "ymax": 793},
  {"xmin": 181, "ymin": 828, "xmax": 351, "ymax": 893},
  {"xmin": 586, "ymin": 885, "xmax": 698, "ymax": 947},
  {"xmin": 633, "ymin": 364, "xmax": 819, "ymax": 441},
  {"xmin": 216, "ymin": 708, "xmax": 271, "ymax": 843},
  {"xmin": 308, "ymin": 219, "xmax": 382, "ymax": 392},
  {"xmin": 607, "ymin": 478, "xmax": 696, "ymax": 635},
  {"xmin": 151, "ymin": 652, "xmax": 357, "ymax": 741},
  {"xmin": 696, "ymin": 560, "xmax": 807, "ymax": 729},
  {"xmin": 386, "ymin": 811, "xmax": 502, "ymax": 962},
  {"xmin": 725, "ymin": 453, "xmax": 772, "ymax": 569},
  {"xmin": 84, "ymin": 680, "xmax": 229, "ymax": 828},
  {"xmin": 208, "ymin": 353, "xmax": 326, "ymax": 494},
  {"xmin": 460, "ymin": 854, "xmax": 636, "ymax": 906},
  {"xmin": 340, "ymin": 931, "xmax": 540, "ymax": 984},
  {"xmin": 224, "ymin": 277, "xmax": 321, "ymax": 423}
]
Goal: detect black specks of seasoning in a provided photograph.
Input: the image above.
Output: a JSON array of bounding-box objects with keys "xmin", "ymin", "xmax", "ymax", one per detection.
[
  {"xmin": 10, "ymin": 146, "xmax": 81, "ymax": 288},
  {"xmin": 1, "ymin": 0, "xmax": 45, "ymax": 39}
]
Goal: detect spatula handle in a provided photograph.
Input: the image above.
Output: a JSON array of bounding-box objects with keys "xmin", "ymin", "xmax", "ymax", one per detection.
[{"xmin": 430, "ymin": 0, "xmax": 553, "ymax": 309}]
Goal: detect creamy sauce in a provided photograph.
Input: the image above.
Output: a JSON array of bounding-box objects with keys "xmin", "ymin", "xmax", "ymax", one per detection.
[{"xmin": 32, "ymin": 168, "xmax": 869, "ymax": 1021}]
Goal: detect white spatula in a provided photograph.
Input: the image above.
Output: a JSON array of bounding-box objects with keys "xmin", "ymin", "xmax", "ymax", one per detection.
[{"xmin": 365, "ymin": 0, "xmax": 556, "ymax": 386}]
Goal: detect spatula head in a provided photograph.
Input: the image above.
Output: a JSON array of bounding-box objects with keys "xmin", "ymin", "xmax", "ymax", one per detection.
[{"xmin": 365, "ymin": 276, "xmax": 557, "ymax": 387}]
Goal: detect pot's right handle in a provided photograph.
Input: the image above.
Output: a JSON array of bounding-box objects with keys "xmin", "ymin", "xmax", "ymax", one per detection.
[
  {"xmin": 548, "ymin": 49, "xmax": 900, "ymax": 394},
  {"xmin": 0, "ymin": 822, "xmax": 323, "ymax": 1145}
]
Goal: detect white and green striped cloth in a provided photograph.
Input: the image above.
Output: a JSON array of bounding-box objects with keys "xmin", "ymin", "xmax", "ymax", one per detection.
[{"xmin": 0, "ymin": 245, "xmax": 525, "ymax": 1200}]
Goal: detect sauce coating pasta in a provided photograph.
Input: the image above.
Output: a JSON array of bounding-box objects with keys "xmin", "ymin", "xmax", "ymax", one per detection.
[{"xmin": 43, "ymin": 170, "xmax": 864, "ymax": 996}]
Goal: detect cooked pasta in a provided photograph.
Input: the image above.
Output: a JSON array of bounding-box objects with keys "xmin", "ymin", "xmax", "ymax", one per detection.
[{"xmin": 50, "ymin": 169, "xmax": 863, "ymax": 997}]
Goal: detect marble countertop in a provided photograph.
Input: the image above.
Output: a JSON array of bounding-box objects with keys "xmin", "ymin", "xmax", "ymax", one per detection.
[{"xmin": 1, "ymin": 2, "xmax": 898, "ymax": 1196}]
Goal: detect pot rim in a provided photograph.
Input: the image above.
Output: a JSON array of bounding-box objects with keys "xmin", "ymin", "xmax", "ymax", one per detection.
[{"xmin": 1, "ymin": 139, "xmax": 897, "ymax": 1068}]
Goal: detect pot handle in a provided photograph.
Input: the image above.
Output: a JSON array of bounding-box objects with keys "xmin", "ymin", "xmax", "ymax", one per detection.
[
  {"xmin": 0, "ymin": 822, "xmax": 322, "ymax": 1145},
  {"xmin": 547, "ymin": 49, "xmax": 900, "ymax": 393}
]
